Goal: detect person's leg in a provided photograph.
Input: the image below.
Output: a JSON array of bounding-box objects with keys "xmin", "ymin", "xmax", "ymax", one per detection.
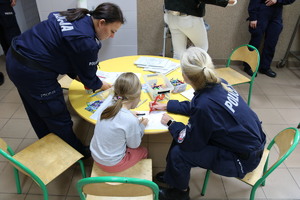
[
  {"xmin": 18, "ymin": 91, "xmax": 50, "ymax": 138},
  {"xmin": 165, "ymin": 13, "xmax": 188, "ymax": 59},
  {"xmin": 162, "ymin": 144, "xmax": 244, "ymax": 189},
  {"xmin": 259, "ymin": 17, "xmax": 283, "ymax": 74},
  {"xmin": 0, "ymin": 12, "xmax": 10, "ymax": 54},
  {"xmin": 0, "ymin": 3, "xmax": 21, "ymax": 54},
  {"xmin": 6, "ymin": 50, "xmax": 88, "ymax": 157},
  {"xmin": 95, "ymin": 146, "xmax": 148, "ymax": 173},
  {"xmin": 243, "ymin": 11, "xmax": 269, "ymax": 75},
  {"xmin": 0, "ymin": 72, "xmax": 4, "ymax": 86},
  {"xmin": 182, "ymin": 16, "xmax": 208, "ymax": 52}
]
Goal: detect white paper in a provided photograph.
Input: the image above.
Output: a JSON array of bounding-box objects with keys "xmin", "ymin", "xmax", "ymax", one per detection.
[
  {"xmin": 137, "ymin": 111, "xmax": 168, "ymax": 130},
  {"xmin": 96, "ymin": 71, "xmax": 141, "ymax": 84},
  {"xmin": 134, "ymin": 56, "xmax": 170, "ymax": 67},
  {"xmin": 180, "ymin": 88, "xmax": 195, "ymax": 100},
  {"xmin": 134, "ymin": 56, "xmax": 180, "ymax": 75},
  {"xmin": 90, "ymin": 97, "xmax": 167, "ymax": 130}
]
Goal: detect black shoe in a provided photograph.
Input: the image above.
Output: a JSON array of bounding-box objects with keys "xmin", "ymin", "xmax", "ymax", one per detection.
[
  {"xmin": 0, "ymin": 72, "xmax": 4, "ymax": 86},
  {"xmin": 243, "ymin": 67, "xmax": 254, "ymax": 77},
  {"xmin": 81, "ymin": 146, "xmax": 91, "ymax": 160},
  {"xmin": 259, "ymin": 69, "xmax": 277, "ymax": 78},
  {"xmin": 155, "ymin": 171, "xmax": 166, "ymax": 183},
  {"xmin": 159, "ymin": 187, "xmax": 190, "ymax": 200}
]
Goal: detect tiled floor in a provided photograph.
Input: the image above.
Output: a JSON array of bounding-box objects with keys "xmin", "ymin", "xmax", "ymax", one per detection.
[{"xmin": 0, "ymin": 54, "xmax": 299, "ymax": 200}]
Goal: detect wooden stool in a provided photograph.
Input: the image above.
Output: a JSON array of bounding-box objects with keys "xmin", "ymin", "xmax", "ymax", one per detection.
[
  {"xmin": 58, "ymin": 75, "xmax": 73, "ymax": 90},
  {"xmin": 87, "ymin": 159, "xmax": 153, "ymax": 199}
]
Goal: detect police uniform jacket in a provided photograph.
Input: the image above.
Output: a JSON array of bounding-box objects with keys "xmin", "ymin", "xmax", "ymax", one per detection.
[
  {"xmin": 248, "ymin": 0, "xmax": 295, "ymax": 21},
  {"xmin": 12, "ymin": 12, "xmax": 102, "ymax": 90},
  {"xmin": 167, "ymin": 80, "xmax": 266, "ymax": 158},
  {"xmin": 164, "ymin": 0, "xmax": 229, "ymax": 17}
]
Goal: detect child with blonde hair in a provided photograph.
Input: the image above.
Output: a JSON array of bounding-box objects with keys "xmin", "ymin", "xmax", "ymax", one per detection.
[{"xmin": 90, "ymin": 72, "xmax": 148, "ymax": 172}]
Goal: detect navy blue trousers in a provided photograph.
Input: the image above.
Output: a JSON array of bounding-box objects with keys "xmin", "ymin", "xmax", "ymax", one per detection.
[
  {"xmin": 163, "ymin": 141, "xmax": 262, "ymax": 190},
  {"xmin": 0, "ymin": 3, "xmax": 21, "ymax": 54},
  {"xmin": 6, "ymin": 49, "xmax": 86, "ymax": 154},
  {"xmin": 248, "ymin": 6, "xmax": 283, "ymax": 71}
]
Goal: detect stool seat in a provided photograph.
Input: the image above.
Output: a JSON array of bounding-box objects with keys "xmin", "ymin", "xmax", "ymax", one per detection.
[{"xmin": 85, "ymin": 159, "xmax": 153, "ymax": 199}]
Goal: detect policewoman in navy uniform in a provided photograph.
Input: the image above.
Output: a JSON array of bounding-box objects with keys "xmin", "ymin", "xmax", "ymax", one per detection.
[
  {"xmin": 5, "ymin": 2, "xmax": 125, "ymax": 158},
  {"xmin": 152, "ymin": 47, "xmax": 266, "ymax": 200},
  {"xmin": 243, "ymin": 0, "xmax": 295, "ymax": 78},
  {"xmin": 0, "ymin": 0, "xmax": 21, "ymax": 85}
]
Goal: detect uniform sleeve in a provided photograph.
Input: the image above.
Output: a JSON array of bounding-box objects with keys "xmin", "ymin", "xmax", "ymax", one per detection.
[
  {"xmin": 199, "ymin": 0, "xmax": 229, "ymax": 7},
  {"xmin": 125, "ymin": 118, "xmax": 145, "ymax": 149},
  {"xmin": 169, "ymin": 105, "xmax": 209, "ymax": 149},
  {"xmin": 247, "ymin": 0, "xmax": 260, "ymax": 21},
  {"xmin": 167, "ymin": 100, "xmax": 191, "ymax": 116},
  {"xmin": 64, "ymin": 37, "xmax": 102, "ymax": 90},
  {"xmin": 276, "ymin": 0, "xmax": 295, "ymax": 5}
]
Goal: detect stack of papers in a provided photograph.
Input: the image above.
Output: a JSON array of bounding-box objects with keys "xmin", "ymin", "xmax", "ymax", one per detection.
[{"xmin": 134, "ymin": 56, "xmax": 180, "ymax": 75}]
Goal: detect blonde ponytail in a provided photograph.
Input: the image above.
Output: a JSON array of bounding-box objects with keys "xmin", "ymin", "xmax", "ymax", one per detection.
[{"xmin": 181, "ymin": 47, "xmax": 230, "ymax": 91}]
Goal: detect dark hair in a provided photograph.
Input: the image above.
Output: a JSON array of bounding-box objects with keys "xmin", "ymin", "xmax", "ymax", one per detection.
[{"xmin": 59, "ymin": 2, "xmax": 125, "ymax": 24}]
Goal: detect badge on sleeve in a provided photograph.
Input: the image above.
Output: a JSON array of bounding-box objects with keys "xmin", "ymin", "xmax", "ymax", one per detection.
[{"xmin": 177, "ymin": 128, "xmax": 186, "ymax": 143}]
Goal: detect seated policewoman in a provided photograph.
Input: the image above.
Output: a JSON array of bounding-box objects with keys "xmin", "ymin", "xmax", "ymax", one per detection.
[{"xmin": 151, "ymin": 47, "xmax": 266, "ymax": 200}]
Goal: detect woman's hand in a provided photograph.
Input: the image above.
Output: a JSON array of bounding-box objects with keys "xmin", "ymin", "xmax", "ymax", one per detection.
[
  {"xmin": 100, "ymin": 81, "xmax": 112, "ymax": 91},
  {"xmin": 150, "ymin": 101, "xmax": 167, "ymax": 111},
  {"xmin": 227, "ymin": 0, "xmax": 237, "ymax": 6},
  {"xmin": 161, "ymin": 113, "xmax": 173, "ymax": 126},
  {"xmin": 265, "ymin": 0, "xmax": 277, "ymax": 6},
  {"xmin": 249, "ymin": 20, "xmax": 257, "ymax": 29}
]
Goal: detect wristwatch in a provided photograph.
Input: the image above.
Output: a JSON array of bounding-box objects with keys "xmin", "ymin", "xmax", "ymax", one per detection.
[{"xmin": 167, "ymin": 119, "xmax": 175, "ymax": 127}]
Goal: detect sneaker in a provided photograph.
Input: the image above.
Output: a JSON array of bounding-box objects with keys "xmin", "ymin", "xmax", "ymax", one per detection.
[
  {"xmin": 159, "ymin": 186, "xmax": 190, "ymax": 200},
  {"xmin": 0, "ymin": 72, "xmax": 4, "ymax": 86},
  {"xmin": 155, "ymin": 171, "xmax": 166, "ymax": 183},
  {"xmin": 259, "ymin": 69, "xmax": 276, "ymax": 78}
]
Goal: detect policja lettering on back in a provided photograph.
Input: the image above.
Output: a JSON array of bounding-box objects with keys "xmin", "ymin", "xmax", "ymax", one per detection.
[
  {"xmin": 224, "ymin": 84, "xmax": 239, "ymax": 113},
  {"xmin": 53, "ymin": 13, "xmax": 74, "ymax": 32}
]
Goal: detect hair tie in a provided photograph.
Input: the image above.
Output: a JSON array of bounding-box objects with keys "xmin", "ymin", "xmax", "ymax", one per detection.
[
  {"xmin": 113, "ymin": 96, "xmax": 123, "ymax": 101},
  {"xmin": 88, "ymin": 10, "xmax": 94, "ymax": 15}
]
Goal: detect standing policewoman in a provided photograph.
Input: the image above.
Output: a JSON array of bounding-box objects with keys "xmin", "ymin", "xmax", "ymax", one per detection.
[{"xmin": 6, "ymin": 3, "xmax": 125, "ymax": 158}]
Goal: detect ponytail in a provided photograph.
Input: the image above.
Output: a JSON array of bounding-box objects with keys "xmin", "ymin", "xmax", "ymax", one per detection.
[
  {"xmin": 60, "ymin": 2, "xmax": 125, "ymax": 23},
  {"xmin": 100, "ymin": 98, "xmax": 123, "ymax": 120},
  {"xmin": 59, "ymin": 8, "xmax": 89, "ymax": 22},
  {"xmin": 181, "ymin": 47, "xmax": 231, "ymax": 91}
]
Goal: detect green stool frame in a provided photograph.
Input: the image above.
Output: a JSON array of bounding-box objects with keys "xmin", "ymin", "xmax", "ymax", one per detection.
[
  {"xmin": 200, "ymin": 127, "xmax": 299, "ymax": 200},
  {"xmin": 77, "ymin": 176, "xmax": 159, "ymax": 200}
]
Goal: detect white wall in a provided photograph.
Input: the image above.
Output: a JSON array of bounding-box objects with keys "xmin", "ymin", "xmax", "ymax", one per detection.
[{"xmin": 35, "ymin": 0, "xmax": 137, "ymax": 61}]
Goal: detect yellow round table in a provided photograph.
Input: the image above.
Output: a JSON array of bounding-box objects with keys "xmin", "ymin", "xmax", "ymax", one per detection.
[{"xmin": 68, "ymin": 55, "xmax": 190, "ymax": 134}]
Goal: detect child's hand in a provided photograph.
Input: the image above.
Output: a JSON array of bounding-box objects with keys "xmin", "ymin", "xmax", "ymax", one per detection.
[
  {"xmin": 139, "ymin": 117, "xmax": 149, "ymax": 126},
  {"xmin": 149, "ymin": 101, "xmax": 167, "ymax": 111}
]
